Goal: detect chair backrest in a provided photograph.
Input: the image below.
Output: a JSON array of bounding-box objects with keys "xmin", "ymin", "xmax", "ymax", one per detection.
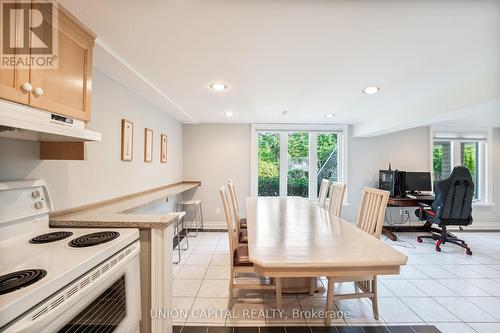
[
  {"xmin": 227, "ymin": 179, "xmax": 241, "ymax": 236},
  {"xmin": 432, "ymin": 166, "xmax": 474, "ymax": 224},
  {"xmin": 355, "ymin": 187, "xmax": 390, "ymax": 239},
  {"xmin": 328, "ymin": 182, "xmax": 346, "ymax": 217},
  {"xmin": 318, "ymin": 179, "xmax": 330, "ymax": 208},
  {"xmin": 219, "ymin": 186, "xmax": 237, "ymax": 255}
]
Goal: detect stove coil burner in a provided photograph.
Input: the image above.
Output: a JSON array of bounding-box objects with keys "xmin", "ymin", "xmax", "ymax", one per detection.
[
  {"xmin": 0, "ymin": 269, "xmax": 47, "ymax": 295},
  {"xmin": 29, "ymin": 231, "xmax": 73, "ymax": 244},
  {"xmin": 68, "ymin": 231, "xmax": 120, "ymax": 248}
]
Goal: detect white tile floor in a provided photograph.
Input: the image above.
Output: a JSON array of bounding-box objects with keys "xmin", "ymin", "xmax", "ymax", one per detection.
[{"xmin": 172, "ymin": 231, "xmax": 500, "ymax": 333}]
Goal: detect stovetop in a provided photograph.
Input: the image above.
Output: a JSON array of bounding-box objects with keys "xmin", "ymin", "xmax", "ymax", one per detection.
[
  {"xmin": 0, "ymin": 224, "xmax": 139, "ymax": 328},
  {"xmin": 0, "ymin": 180, "xmax": 141, "ymax": 328}
]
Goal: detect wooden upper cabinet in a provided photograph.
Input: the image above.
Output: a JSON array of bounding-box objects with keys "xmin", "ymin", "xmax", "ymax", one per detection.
[
  {"xmin": 0, "ymin": 2, "xmax": 95, "ymax": 122},
  {"xmin": 29, "ymin": 7, "xmax": 95, "ymax": 121},
  {"xmin": 0, "ymin": 1, "xmax": 30, "ymax": 104},
  {"xmin": 0, "ymin": 64, "xmax": 30, "ymax": 105}
]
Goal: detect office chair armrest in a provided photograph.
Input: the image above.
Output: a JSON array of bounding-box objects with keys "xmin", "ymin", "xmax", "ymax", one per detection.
[{"xmin": 418, "ymin": 202, "xmax": 430, "ymax": 208}]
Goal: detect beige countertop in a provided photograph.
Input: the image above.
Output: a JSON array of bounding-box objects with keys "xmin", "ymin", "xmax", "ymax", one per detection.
[{"xmin": 50, "ymin": 181, "xmax": 200, "ymax": 229}]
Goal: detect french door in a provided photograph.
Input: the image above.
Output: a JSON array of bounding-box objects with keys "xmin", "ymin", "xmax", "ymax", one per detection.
[{"xmin": 253, "ymin": 125, "xmax": 346, "ymax": 199}]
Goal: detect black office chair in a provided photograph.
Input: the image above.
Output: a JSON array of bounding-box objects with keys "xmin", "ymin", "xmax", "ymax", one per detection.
[{"xmin": 416, "ymin": 166, "xmax": 474, "ymax": 255}]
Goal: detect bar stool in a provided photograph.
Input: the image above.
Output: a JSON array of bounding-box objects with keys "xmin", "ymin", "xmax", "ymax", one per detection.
[
  {"xmin": 175, "ymin": 200, "xmax": 204, "ymax": 237},
  {"xmin": 173, "ymin": 211, "xmax": 188, "ymax": 264}
]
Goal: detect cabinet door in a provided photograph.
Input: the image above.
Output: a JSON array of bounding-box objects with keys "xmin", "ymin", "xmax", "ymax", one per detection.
[
  {"xmin": 0, "ymin": 1, "xmax": 30, "ymax": 104},
  {"xmin": 0, "ymin": 67, "xmax": 30, "ymax": 105},
  {"xmin": 29, "ymin": 9, "xmax": 94, "ymax": 121}
]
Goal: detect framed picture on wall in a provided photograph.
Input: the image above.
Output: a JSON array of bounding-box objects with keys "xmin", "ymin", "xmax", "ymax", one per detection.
[
  {"xmin": 144, "ymin": 128, "xmax": 153, "ymax": 162},
  {"xmin": 160, "ymin": 133, "xmax": 167, "ymax": 163},
  {"xmin": 121, "ymin": 119, "xmax": 134, "ymax": 161}
]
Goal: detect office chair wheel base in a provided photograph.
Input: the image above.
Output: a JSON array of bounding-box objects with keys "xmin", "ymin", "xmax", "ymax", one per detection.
[
  {"xmin": 466, "ymin": 249, "xmax": 472, "ymax": 256},
  {"xmin": 416, "ymin": 237, "xmax": 423, "ymax": 243},
  {"xmin": 435, "ymin": 246, "xmax": 441, "ymax": 252}
]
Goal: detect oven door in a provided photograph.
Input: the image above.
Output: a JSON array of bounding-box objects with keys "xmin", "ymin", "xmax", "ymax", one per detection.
[{"xmin": 6, "ymin": 241, "xmax": 141, "ymax": 333}]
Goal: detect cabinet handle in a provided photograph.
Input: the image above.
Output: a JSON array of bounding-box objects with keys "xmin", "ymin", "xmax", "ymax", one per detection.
[
  {"xmin": 21, "ymin": 82, "xmax": 33, "ymax": 92},
  {"xmin": 34, "ymin": 87, "xmax": 44, "ymax": 97}
]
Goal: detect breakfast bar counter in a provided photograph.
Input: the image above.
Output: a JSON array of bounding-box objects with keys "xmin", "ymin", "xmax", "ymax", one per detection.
[
  {"xmin": 50, "ymin": 181, "xmax": 201, "ymax": 229},
  {"xmin": 49, "ymin": 181, "xmax": 201, "ymax": 333}
]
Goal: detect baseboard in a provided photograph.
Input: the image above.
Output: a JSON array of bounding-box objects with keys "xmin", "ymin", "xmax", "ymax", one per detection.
[
  {"xmin": 200, "ymin": 221, "xmax": 227, "ymax": 230},
  {"xmin": 385, "ymin": 221, "xmax": 500, "ymax": 232},
  {"xmin": 202, "ymin": 220, "xmax": 500, "ymax": 231}
]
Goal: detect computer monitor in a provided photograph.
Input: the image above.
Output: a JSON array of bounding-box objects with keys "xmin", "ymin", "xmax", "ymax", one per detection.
[{"xmin": 405, "ymin": 172, "xmax": 432, "ymax": 193}]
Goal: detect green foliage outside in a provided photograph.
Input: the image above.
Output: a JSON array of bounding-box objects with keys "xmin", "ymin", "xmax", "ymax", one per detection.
[
  {"xmin": 433, "ymin": 142, "xmax": 477, "ymax": 198},
  {"xmin": 433, "ymin": 146, "xmax": 443, "ymax": 180},
  {"xmin": 317, "ymin": 134, "xmax": 337, "ymax": 168},
  {"xmin": 287, "ymin": 133, "xmax": 309, "ymax": 197},
  {"xmin": 463, "ymin": 144, "xmax": 476, "ymax": 183},
  {"xmin": 257, "ymin": 132, "xmax": 337, "ymax": 197},
  {"xmin": 258, "ymin": 133, "xmax": 280, "ymax": 196}
]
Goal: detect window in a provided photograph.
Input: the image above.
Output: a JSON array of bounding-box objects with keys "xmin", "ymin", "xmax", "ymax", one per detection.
[
  {"xmin": 257, "ymin": 133, "xmax": 280, "ymax": 196},
  {"xmin": 287, "ymin": 133, "xmax": 309, "ymax": 197},
  {"xmin": 252, "ymin": 124, "xmax": 347, "ymax": 199},
  {"xmin": 431, "ymin": 128, "xmax": 492, "ymax": 203}
]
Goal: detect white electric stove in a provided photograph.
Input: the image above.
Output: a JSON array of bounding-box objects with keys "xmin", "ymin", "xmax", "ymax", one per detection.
[{"xmin": 0, "ymin": 180, "xmax": 141, "ymax": 333}]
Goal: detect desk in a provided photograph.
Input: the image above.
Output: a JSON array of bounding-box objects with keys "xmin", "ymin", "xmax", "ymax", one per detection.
[
  {"xmin": 246, "ymin": 197, "xmax": 407, "ymax": 305},
  {"xmin": 382, "ymin": 197, "xmax": 437, "ymax": 241}
]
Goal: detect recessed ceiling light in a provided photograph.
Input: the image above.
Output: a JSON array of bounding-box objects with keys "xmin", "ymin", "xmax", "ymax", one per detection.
[
  {"xmin": 223, "ymin": 111, "xmax": 235, "ymax": 117},
  {"xmin": 363, "ymin": 86, "xmax": 380, "ymax": 94},
  {"xmin": 210, "ymin": 83, "xmax": 227, "ymax": 91},
  {"xmin": 324, "ymin": 113, "xmax": 335, "ymax": 118}
]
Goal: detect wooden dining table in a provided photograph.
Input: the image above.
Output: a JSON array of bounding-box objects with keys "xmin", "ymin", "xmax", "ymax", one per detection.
[{"xmin": 245, "ymin": 196, "xmax": 408, "ymax": 307}]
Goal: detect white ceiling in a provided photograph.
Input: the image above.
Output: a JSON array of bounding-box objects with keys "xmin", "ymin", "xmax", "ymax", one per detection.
[
  {"xmin": 434, "ymin": 106, "xmax": 500, "ymax": 128},
  {"xmin": 60, "ymin": 0, "xmax": 500, "ymax": 135}
]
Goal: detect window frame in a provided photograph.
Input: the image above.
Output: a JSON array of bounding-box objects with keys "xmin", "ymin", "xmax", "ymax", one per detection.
[
  {"xmin": 251, "ymin": 124, "xmax": 348, "ymax": 199},
  {"xmin": 429, "ymin": 127, "xmax": 493, "ymax": 205}
]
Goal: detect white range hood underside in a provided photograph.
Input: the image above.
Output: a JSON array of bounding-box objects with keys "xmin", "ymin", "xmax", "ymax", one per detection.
[{"xmin": 0, "ymin": 100, "xmax": 101, "ymax": 142}]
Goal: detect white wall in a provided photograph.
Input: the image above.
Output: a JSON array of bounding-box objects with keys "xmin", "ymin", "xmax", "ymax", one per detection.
[
  {"xmin": 344, "ymin": 126, "xmax": 431, "ymax": 221},
  {"xmin": 473, "ymin": 128, "xmax": 500, "ymax": 224},
  {"xmin": 182, "ymin": 124, "xmax": 500, "ymax": 228},
  {"xmin": 0, "ymin": 69, "xmax": 183, "ymax": 211},
  {"xmin": 183, "ymin": 124, "xmax": 251, "ymax": 228}
]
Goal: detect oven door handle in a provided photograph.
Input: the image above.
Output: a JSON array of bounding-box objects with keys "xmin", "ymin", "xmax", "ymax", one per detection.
[{"xmin": 5, "ymin": 243, "xmax": 140, "ymax": 333}]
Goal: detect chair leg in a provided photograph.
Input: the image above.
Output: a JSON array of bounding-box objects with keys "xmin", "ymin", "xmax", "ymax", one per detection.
[
  {"xmin": 199, "ymin": 202, "xmax": 204, "ymax": 231},
  {"xmin": 417, "ymin": 225, "xmax": 472, "ymax": 255},
  {"xmin": 192, "ymin": 204, "xmax": 199, "ymax": 237},
  {"xmin": 325, "ymin": 278, "xmax": 334, "ymax": 326},
  {"xmin": 309, "ymin": 277, "xmax": 316, "ymax": 295},
  {"xmin": 371, "ymin": 277, "xmax": 379, "ymax": 320},
  {"xmin": 354, "ymin": 281, "xmax": 359, "ymax": 293},
  {"xmin": 180, "ymin": 215, "xmax": 189, "ymax": 250},
  {"xmin": 173, "ymin": 220, "xmax": 181, "ymax": 264},
  {"xmin": 228, "ymin": 267, "xmax": 234, "ymax": 309},
  {"xmin": 275, "ymin": 277, "xmax": 282, "ymax": 309}
]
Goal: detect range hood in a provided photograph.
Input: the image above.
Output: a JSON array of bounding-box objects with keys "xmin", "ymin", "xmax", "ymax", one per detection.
[{"xmin": 0, "ymin": 100, "xmax": 101, "ymax": 142}]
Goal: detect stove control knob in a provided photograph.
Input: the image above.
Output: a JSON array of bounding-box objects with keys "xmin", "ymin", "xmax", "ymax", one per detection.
[
  {"xmin": 35, "ymin": 201, "xmax": 44, "ymax": 209},
  {"xmin": 32, "ymin": 190, "xmax": 40, "ymax": 199}
]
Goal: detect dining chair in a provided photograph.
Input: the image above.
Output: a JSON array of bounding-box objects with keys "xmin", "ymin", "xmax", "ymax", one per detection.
[
  {"xmin": 327, "ymin": 182, "xmax": 346, "ymax": 217},
  {"xmin": 219, "ymin": 186, "xmax": 281, "ymax": 309},
  {"xmin": 325, "ymin": 187, "xmax": 390, "ymax": 325},
  {"xmin": 227, "ymin": 179, "xmax": 248, "ymax": 244},
  {"xmin": 317, "ymin": 179, "xmax": 330, "ymax": 208}
]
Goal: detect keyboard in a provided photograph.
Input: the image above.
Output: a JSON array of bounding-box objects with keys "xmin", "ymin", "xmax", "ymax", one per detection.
[{"xmin": 407, "ymin": 195, "xmax": 435, "ymax": 200}]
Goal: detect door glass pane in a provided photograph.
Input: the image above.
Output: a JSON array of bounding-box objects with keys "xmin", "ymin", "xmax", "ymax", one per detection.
[
  {"xmin": 258, "ymin": 133, "xmax": 280, "ymax": 196},
  {"xmin": 317, "ymin": 133, "xmax": 338, "ymax": 195},
  {"xmin": 461, "ymin": 142, "xmax": 479, "ymax": 199},
  {"xmin": 287, "ymin": 133, "xmax": 309, "ymax": 197},
  {"xmin": 433, "ymin": 141, "xmax": 452, "ymax": 181}
]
